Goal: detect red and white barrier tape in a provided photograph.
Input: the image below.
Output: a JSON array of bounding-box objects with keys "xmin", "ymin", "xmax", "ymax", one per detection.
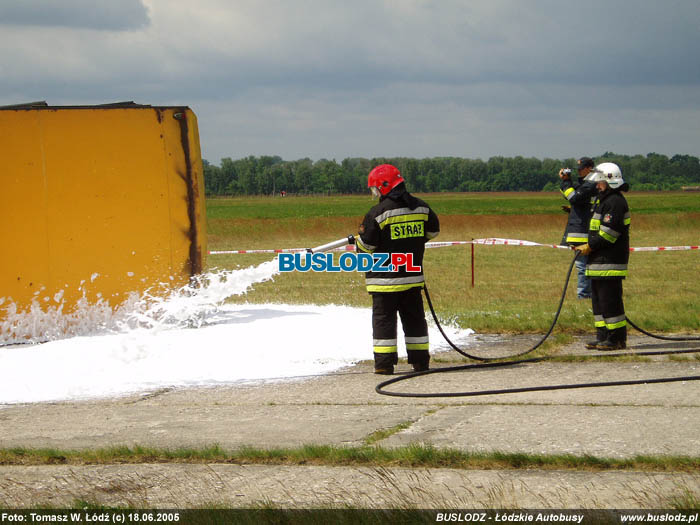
[
  {"xmin": 208, "ymin": 242, "xmax": 472, "ymax": 255},
  {"xmin": 424, "ymin": 241, "xmax": 472, "ymax": 248},
  {"xmin": 629, "ymin": 245, "xmax": 699, "ymax": 252},
  {"xmin": 209, "ymin": 238, "xmax": 699, "ymax": 255},
  {"xmin": 208, "ymin": 246, "xmax": 355, "ymax": 255},
  {"xmin": 472, "ymin": 238, "xmax": 699, "ymax": 252},
  {"xmin": 471, "ymin": 238, "xmax": 572, "ymax": 250}
]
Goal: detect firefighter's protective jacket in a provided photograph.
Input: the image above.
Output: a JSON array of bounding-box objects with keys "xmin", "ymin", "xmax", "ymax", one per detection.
[
  {"xmin": 560, "ymin": 176, "xmax": 597, "ymax": 245},
  {"xmin": 586, "ymin": 188, "xmax": 631, "ymax": 279},
  {"xmin": 356, "ymin": 184, "xmax": 439, "ymax": 292}
]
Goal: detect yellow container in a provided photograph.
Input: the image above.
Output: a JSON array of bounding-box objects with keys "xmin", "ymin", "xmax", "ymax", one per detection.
[{"xmin": 0, "ymin": 103, "xmax": 207, "ymax": 320}]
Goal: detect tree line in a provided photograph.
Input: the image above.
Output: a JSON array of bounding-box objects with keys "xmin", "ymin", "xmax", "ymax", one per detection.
[{"xmin": 202, "ymin": 152, "xmax": 700, "ymax": 196}]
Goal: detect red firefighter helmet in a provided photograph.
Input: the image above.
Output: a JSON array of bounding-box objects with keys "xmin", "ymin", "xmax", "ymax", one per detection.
[{"xmin": 367, "ymin": 164, "xmax": 404, "ymax": 197}]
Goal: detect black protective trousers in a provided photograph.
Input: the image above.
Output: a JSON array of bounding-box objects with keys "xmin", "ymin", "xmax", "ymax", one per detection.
[
  {"xmin": 371, "ymin": 288, "xmax": 430, "ymax": 370},
  {"xmin": 591, "ymin": 278, "xmax": 627, "ymax": 344}
]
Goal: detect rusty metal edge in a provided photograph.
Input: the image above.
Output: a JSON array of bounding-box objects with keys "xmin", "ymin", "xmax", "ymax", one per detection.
[{"xmin": 174, "ymin": 108, "xmax": 203, "ymax": 277}]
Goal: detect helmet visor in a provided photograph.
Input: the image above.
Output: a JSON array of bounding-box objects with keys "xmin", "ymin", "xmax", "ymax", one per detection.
[
  {"xmin": 370, "ymin": 186, "xmax": 381, "ymax": 198},
  {"xmin": 587, "ymin": 169, "xmax": 606, "ymax": 183}
]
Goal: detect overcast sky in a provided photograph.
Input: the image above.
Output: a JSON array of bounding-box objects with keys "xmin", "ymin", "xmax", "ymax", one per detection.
[{"xmin": 2, "ymin": 0, "xmax": 699, "ymax": 164}]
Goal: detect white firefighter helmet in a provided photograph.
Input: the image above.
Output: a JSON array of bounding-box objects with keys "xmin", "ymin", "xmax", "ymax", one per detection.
[{"xmin": 592, "ymin": 162, "xmax": 624, "ymax": 189}]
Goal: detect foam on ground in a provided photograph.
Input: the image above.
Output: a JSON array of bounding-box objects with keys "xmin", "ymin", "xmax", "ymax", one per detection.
[{"xmin": 0, "ymin": 259, "xmax": 473, "ymax": 404}]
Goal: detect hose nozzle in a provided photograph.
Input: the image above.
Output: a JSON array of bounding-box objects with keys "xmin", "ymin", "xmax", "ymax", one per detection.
[{"xmin": 308, "ymin": 235, "xmax": 355, "ymax": 254}]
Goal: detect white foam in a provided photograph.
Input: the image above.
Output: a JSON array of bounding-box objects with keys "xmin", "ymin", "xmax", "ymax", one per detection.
[
  {"xmin": 0, "ymin": 258, "xmax": 474, "ymax": 404},
  {"xmin": 0, "ymin": 259, "xmax": 280, "ymax": 344}
]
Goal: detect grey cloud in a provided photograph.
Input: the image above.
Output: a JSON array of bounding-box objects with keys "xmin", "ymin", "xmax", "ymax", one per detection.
[
  {"xmin": 4, "ymin": 0, "xmax": 698, "ymax": 98},
  {"xmin": 0, "ymin": 0, "xmax": 149, "ymax": 30},
  {"xmin": 192, "ymin": 93, "xmax": 700, "ymax": 163},
  {"xmin": 149, "ymin": 0, "xmax": 700, "ymax": 97},
  {"xmin": 195, "ymin": 0, "xmax": 700, "ymax": 86},
  {"xmin": 1, "ymin": 0, "xmax": 699, "ymax": 162}
]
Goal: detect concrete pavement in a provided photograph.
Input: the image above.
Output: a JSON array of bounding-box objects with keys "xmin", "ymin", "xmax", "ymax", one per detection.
[{"xmin": 1, "ymin": 335, "xmax": 699, "ymax": 509}]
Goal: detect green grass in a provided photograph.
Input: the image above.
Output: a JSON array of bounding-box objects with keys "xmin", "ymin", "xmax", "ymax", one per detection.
[
  {"xmin": 363, "ymin": 420, "xmax": 415, "ymax": 446},
  {"xmin": 206, "ymin": 195, "xmax": 700, "ymax": 334},
  {"xmin": 207, "ymin": 192, "xmax": 700, "ymax": 220},
  {"xmin": 3, "ymin": 444, "xmax": 699, "ymax": 472},
  {"xmin": 666, "ymin": 489, "xmax": 700, "ymax": 510},
  {"xmin": 362, "ymin": 410, "xmax": 441, "ymax": 445}
]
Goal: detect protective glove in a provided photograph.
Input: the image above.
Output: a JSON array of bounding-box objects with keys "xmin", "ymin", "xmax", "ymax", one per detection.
[
  {"xmin": 574, "ymin": 244, "xmax": 591, "ymax": 256},
  {"xmin": 561, "ymin": 205, "xmax": 571, "ymax": 213}
]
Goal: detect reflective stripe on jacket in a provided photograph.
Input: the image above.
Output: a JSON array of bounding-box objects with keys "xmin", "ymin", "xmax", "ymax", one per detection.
[
  {"xmin": 560, "ymin": 177, "xmax": 597, "ymax": 245},
  {"xmin": 586, "ymin": 190, "xmax": 631, "ymax": 279},
  {"xmin": 357, "ymin": 185, "xmax": 439, "ymax": 293}
]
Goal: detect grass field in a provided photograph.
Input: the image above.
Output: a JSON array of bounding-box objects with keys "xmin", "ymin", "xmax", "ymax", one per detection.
[
  {"xmin": 206, "ymin": 192, "xmax": 700, "ymax": 333},
  {"xmin": 207, "ymin": 191, "xmax": 700, "ymax": 220},
  {"xmin": 2, "ymin": 192, "xmax": 698, "ymax": 514}
]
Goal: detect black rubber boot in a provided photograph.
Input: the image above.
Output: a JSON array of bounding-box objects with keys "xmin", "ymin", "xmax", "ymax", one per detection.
[
  {"xmin": 595, "ymin": 340, "xmax": 626, "ymax": 351},
  {"xmin": 585, "ymin": 327, "xmax": 609, "ymax": 349}
]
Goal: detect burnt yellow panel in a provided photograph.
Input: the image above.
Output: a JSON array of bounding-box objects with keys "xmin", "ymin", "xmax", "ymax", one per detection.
[{"xmin": 0, "ymin": 104, "xmax": 207, "ymax": 318}]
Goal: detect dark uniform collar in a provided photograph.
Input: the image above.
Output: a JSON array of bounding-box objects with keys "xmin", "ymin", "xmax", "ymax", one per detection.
[{"xmin": 380, "ymin": 182, "xmax": 407, "ymax": 202}]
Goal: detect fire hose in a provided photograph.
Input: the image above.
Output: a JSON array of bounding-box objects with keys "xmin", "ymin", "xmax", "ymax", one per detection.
[
  {"xmin": 375, "ymin": 251, "xmax": 700, "ymax": 398},
  {"xmin": 307, "ymin": 235, "xmax": 700, "ymax": 396}
]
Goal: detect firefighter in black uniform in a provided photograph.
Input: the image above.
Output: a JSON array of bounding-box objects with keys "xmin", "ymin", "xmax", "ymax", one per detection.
[
  {"xmin": 575, "ymin": 162, "xmax": 631, "ymax": 350},
  {"xmin": 355, "ymin": 164, "xmax": 440, "ymax": 375},
  {"xmin": 559, "ymin": 157, "xmax": 598, "ymax": 299}
]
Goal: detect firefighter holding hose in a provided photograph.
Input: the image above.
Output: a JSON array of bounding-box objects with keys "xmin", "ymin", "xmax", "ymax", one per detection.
[
  {"xmin": 355, "ymin": 164, "xmax": 440, "ymax": 375},
  {"xmin": 575, "ymin": 162, "xmax": 631, "ymax": 350}
]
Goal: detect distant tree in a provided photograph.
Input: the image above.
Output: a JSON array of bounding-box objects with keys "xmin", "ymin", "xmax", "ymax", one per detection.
[{"xmin": 201, "ymin": 153, "xmax": 700, "ymax": 195}]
